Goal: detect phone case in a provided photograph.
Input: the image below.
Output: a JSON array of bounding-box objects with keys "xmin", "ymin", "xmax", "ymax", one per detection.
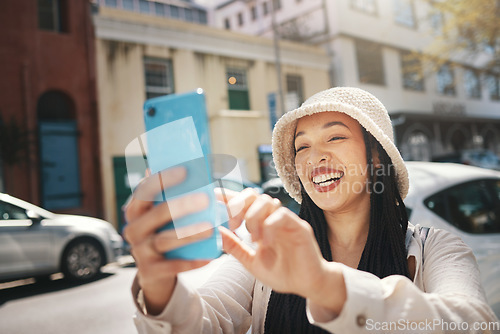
[{"xmin": 143, "ymin": 89, "xmax": 228, "ymax": 260}]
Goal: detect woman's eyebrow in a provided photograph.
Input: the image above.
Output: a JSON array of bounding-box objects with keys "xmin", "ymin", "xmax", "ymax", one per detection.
[
  {"xmin": 295, "ymin": 121, "xmax": 350, "ymax": 139},
  {"xmin": 323, "ymin": 121, "xmax": 349, "ymax": 130}
]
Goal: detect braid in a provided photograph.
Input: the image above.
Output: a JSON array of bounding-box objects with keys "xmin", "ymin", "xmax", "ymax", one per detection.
[
  {"xmin": 264, "ymin": 130, "xmax": 409, "ymax": 333},
  {"xmin": 358, "ymin": 129, "xmax": 409, "ymax": 278}
]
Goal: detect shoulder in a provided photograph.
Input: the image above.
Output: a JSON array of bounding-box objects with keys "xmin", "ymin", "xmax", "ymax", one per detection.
[
  {"xmin": 408, "ymin": 222, "xmax": 478, "ymax": 273},
  {"xmin": 407, "ymin": 222, "xmax": 476, "ymax": 268},
  {"xmin": 407, "ymin": 222, "xmax": 467, "ymax": 248}
]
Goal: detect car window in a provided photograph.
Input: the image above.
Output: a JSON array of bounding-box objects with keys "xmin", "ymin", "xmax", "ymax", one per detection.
[
  {"xmin": 424, "ymin": 179, "xmax": 500, "ymax": 234},
  {"xmin": 0, "ymin": 200, "xmax": 29, "ymax": 220}
]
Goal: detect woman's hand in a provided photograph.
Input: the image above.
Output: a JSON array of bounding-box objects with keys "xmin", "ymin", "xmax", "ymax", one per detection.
[
  {"xmin": 123, "ymin": 167, "xmax": 213, "ymax": 315},
  {"xmin": 216, "ymin": 188, "xmax": 346, "ymax": 314}
]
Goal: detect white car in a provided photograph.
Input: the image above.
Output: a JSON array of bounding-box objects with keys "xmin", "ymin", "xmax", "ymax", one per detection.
[
  {"xmin": 405, "ymin": 162, "xmax": 500, "ymax": 317},
  {"xmin": 0, "ymin": 193, "xmax": 123, "ymax": 282}
]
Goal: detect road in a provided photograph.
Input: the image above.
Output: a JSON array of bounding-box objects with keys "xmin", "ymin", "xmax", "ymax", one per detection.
[{"xmin": 0, "ymin": 256, "xmax": 228, "ymax": 334}]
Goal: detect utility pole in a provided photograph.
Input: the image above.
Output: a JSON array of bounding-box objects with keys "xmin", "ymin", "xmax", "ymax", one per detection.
[
  {"xmin": 322, "ymin": 0, "xmax": 335, "ymax": 87},
  {"xmin": 270, "ymin": 0, "xmax": 286, "ymax": 117}
]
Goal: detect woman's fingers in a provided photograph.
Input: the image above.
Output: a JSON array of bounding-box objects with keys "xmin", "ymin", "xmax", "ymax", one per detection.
[
  {"xmin": 131, "ymin": 223, "xmax": 214, "ymax": 269},
  {"xmin": 261, "ymin": 207, "xmax": 311, "ymax": 247},
  {"xmin": 226, "ymin": 188, "xmax": 259, "ymax": 220},
  {"xmin": 123, "ymin": 192, "xmax": 209, "ymax": 245},
  {"xmin": 125, "ymin": 167, "xmax": 187, "ymax": 222},
  {"xmin": 244, "ymin": 195, "xmax": 281, "ymax": 241},
  {"xmin": 219, "ymin": 226, "xmax": 255, "ymax": 269},
  {"xmin": 216, "ymin": 188, "xmax": 282, "ymax": 235},
  {"xmin": 214, "ymin": 187, "xmax": 239, "ymax": 203},
  {"xmin": 153, "ymin": 222, "xmax": 214, "ymax": 253}
]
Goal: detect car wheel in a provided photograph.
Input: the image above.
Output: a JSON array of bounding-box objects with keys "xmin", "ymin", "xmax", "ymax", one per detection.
[{"xmin": 62, "ymin": 239, "xmax": 104, "ymax": 281}]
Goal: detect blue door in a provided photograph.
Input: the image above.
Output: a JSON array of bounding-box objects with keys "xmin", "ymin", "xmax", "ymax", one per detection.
[{"xmin": 39, "ymin": 121, "xmax": 82, "ymax": 210}]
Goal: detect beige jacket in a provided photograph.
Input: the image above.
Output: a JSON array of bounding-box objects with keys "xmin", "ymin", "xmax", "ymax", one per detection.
[{"xmin": 131, "ymin": 223, "xmax": 499, "ymax": 333}]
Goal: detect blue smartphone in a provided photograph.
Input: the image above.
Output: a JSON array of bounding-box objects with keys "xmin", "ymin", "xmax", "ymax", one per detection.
[{"xmin": 143, "ymin": 89, "xmax": 228, "ymax": 260}]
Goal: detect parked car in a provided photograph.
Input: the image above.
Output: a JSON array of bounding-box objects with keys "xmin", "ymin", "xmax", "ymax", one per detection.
[
  {"xmin": 432, "ymin": 149, "xmax": 500, "ymax": 171},
  {"xmin": 404, "ymin": 162, "xmax": 500, "ymax": 317},
  {"xmin": 261, "ymin": 162, "xmax": 500, "ymax": 317},
  {"xmin": 0, "ymin": 193, "xmax": 123, "ymax": 282}
]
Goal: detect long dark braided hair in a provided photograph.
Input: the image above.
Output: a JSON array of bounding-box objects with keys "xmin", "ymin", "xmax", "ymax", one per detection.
[{"xmin": 264, "ymin": 129, "xmax": 410, "ymax": 333}]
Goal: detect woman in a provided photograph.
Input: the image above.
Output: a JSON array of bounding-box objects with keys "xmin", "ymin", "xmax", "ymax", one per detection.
[{"xmin": 124, "ymin": 87, "xmax": 498, "ymax": 333}]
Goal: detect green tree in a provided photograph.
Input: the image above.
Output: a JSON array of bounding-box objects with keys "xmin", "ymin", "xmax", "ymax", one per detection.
[{"xmin": 414, "ymin": 0, "xmax": 500, "ymax": 73}]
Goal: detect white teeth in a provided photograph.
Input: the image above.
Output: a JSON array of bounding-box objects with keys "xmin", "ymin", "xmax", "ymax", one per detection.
[
  {"xmin": 321, "ymin": 180, "xmax": 334, "ymax": 187},
  {"xmin": 312, "ymin": 172, "xmax": 343, "ymax": 184}
]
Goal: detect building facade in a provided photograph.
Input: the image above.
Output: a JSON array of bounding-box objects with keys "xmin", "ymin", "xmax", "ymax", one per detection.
[
  {"xmin": 92, "ymin": 3, "xmax": 329, "ymax": 228},
  {"xmin": 213, "ymin": 0, "xmax": 500, "ymax": 161},
  {"xmin": 0, "ymin": 0, "xmax": 103, "ymax": 217}
]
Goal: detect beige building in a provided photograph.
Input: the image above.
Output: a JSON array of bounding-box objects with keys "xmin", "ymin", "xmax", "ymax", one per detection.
[{"xmin": 92, "ymin": 5, "xmax": 329, "ymax": 228}]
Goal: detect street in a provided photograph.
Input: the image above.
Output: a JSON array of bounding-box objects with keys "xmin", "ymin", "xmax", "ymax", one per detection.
[{"xmin": 0, "ymin": 256, "xmax": 228, "ymax": 334}]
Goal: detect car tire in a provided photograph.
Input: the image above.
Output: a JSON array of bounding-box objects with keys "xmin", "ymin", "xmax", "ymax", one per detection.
[{"xmin": 61, "ymin": 239, "xmax": 104, "ymax": 282}]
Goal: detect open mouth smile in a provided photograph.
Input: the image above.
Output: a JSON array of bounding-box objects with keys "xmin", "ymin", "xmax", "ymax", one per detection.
[{"xmin": 311, "ymin": 167, "xmax": 344, "ymax": 192}]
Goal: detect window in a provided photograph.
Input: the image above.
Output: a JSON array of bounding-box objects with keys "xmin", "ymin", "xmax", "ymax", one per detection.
[
  {"xmin": 226, "ymin": 68, "xmax": 250, "ymax": 110},
  {"xmin": 123, "ymin": 0, "xmax": 135, "ymax": 10},
  {"xmin": 272, "ymin": 0, "xmax": 282, "ymax": 11},
  {"xmin": 400, "ymin": 50, "xmax": 424, "ymax": 91},
  {"xmin": 198, "ymin": 10, "xmax": 208, "ymax": 24},
  {"xmin": 430, "ymin": 9, "xmax": 444, "ymax": 35},
  {"xmin": 38, "ymin": 0, "xmax": 66, "ymax": 32},
  {"xmin": 286, "ymin": 74, "xmax": 304, "ymax": 108},
  {"xmin": 170, "ymin": 5, "xmax": 180, "ymax": 18},
  {"xmin": 224, "ymin": 18, "xmax": 231, "ymax": 29},
  {"xmin": 393, "ymin": 0, "xmax": 416, "ymax": 28},
  {"xmin": 263, "ymin": 2, "xmax": 269, "ymax": 16},
  {"xmin": 486, "ymin": 73, "xmax": 500, "ymax": 100},
  {"xmin": 185, "ymin": 8, "xmax": 193, "ymax": 22},
  {"xmin": 355, "ymin": 39, "xmax": 385, "ymax": 85},
  {"xmin": 144, "ymin": 58, "xmax": 175, "ymax": 99},
  {"xmin": 104, "ymin": 0, "xmax": 118, "ymax": 7},
  {"xmin": 251, "ymin": 6, "xmax": 258, "ymax": 20},
  {"xmin": 139, "ymin": 0, "xmax": 151, "ymax": 14},
  {"xmin": 154, "ymin": 3, "xmax": 166, "ymax": 16},
  {"xmin": 407, "ymin": 131, "xmax": 431, "ymax": 161},
  {"xmin": 436, "ymin": 64, "xmax": 456, "ymax": 96},
  {"xmin": 424, "ymin": 179, "xmax": 500, "ymax": 234},
  {"xmin": 238, "ymin": 12, "xmax": 244, "ymax": 26},
  {"xmin": 464, "ymin": 68, "xmax": 481, "ymax": 99},
  {"xmin": 350, "ymin": 0, "xmax": 377, "ymax": 15},
  {"xmin": 0, "ymin": 201, "xmax": 28, "ymax": 220}
]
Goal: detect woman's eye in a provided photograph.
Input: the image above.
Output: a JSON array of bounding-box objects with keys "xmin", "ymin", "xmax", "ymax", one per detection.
[
  {"xmin": 296, "ymin": 145, "xmax": 308, "ymax": 153},
  {"xmin": 328, "ymin": 136, "xmax": 346, "ymax": 142}
]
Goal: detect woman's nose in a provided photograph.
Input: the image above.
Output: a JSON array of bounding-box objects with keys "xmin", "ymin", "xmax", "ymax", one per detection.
[{"xmin": 306, "ymin": 148, "xmax": 329, "ymax": 165}]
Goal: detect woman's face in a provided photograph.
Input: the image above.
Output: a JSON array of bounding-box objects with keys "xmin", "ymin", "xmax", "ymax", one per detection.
[{"xmin": 294, "ymin": 112, "xmax": 371, "ymax": 213}]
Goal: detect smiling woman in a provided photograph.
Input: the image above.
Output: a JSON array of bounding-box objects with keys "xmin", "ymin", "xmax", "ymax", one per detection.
[{"xmin": 125, "ymin": 87, "xmax": 499, "ymax": 334}]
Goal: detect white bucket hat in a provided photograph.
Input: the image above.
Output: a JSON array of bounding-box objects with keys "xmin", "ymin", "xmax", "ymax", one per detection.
[{"xmin": 271, "ymin": 87, "xmax": 409, "ymax": 204}]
